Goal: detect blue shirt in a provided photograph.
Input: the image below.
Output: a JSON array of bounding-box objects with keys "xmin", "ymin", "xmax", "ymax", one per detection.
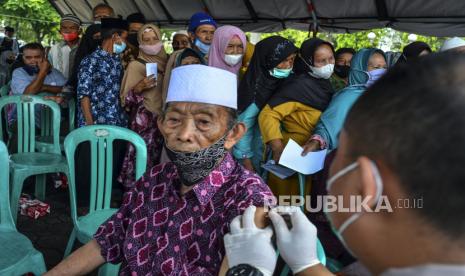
[
  {"xmin": 77, "ymin": 47, "xmax": 127, "ymax": 128},
  {"xmin": 9, "ymin": 67, "xmax": 67, "ymax": 124}
]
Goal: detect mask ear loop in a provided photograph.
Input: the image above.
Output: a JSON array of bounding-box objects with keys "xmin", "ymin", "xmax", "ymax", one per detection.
[
  {"xmin": 338, "ymin": 161, "xmax": 384, "ymax": 235},
  {"xmin": 326, "ymin": 162, "xmax": 359, "ymax": 192}
]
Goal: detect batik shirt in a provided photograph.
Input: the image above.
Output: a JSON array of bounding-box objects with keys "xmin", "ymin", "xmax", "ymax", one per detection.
[
  {"xmin": 94, "ymin": 153, "xmax": 273, "ymax": 275},
  {"xmin": 77, "ymin": 47, "xmax": 127, "ymax": 127}
]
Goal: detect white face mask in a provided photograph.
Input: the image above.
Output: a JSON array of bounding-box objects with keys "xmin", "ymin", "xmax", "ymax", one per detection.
[
  {"xmin": 309, "ymin": 63, "xmax": 335, "ymax": 79},
  {"xmin": 325, "ymin": 161, "xmax": 384, "ymax": 257},
  {"xmin": 224, "ymin": 54, "xmax": 243, "ymax": 66}
]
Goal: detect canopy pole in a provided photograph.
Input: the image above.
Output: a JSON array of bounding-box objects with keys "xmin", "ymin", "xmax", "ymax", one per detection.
[{"xmin": 306, "ymin": 0, "xmax": 318, "ymax": 37}]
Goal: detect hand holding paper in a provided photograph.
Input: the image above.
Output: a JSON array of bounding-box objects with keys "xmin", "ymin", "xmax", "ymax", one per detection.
[
  {"xmin": 279, "ymin": 139, "xmax": 327, "ymax": 175},
  {"xmin": 146, "ymin": 63, "xmax": 158, "ymax": 78}
]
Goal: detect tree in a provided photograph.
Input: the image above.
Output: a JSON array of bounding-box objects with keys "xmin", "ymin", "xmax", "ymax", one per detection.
[{"xmin": 0, "ymin": 0, "xmax": 61, "ymax": 45}]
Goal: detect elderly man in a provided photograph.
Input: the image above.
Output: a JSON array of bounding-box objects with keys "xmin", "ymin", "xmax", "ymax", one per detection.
[
  {"xmin": 224, "ymin": 53, "xmax": 465, "ymax": 276},
  {"xmin": 48, "ymin": 14, "xmax": 82, "ymax": 79},
  {"xmin": 46, "ymin": 65, "xmax": 273, "ymax": 275},
  {"xmin": 92, "ymin": 3, "xmax": 114, "ymax": 23},
  {"xmin": 172, "ymin": 30, "xmax": 191, "ymax": 51},
  {"xmin": 188, "ymin": 12, "xmax": 217, "ymax": 58}
]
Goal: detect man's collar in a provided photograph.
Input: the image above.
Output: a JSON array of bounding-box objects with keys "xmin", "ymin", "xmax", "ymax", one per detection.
[{"xmin": 172, "ymin": 153, "xmax": 237, "ymax": 206}]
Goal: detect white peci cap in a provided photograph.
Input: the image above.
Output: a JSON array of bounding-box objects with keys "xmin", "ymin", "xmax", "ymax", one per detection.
[{"xmin": 166, "ymin": 64, "xmax": 237, "ymax": 109}]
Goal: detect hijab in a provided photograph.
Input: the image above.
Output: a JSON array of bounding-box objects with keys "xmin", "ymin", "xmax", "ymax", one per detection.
[
  {"xmin": 237, "ymin": 36, "xmax": 298, "ymax": 113},
  {"xmin": 268, "ymin": 38, "xmax": 335, "ymax": 111},
  {"xmin": 208, "ymin": 25, "xmax": 247, "ymax": 75},
  {"xmin": 120, "ymin": 23, "xmax": 168, "ymax": 114},
  {"xmin": 162, "ymin": 48, "xmax": 206, "ymax": 104},
  {"xmin": 397, "ymin": 41, "xmax": 432, "ymax": 63},
  {"xmin": 317, "ymin": 48, "xmax": 386, "ymax": 150}
]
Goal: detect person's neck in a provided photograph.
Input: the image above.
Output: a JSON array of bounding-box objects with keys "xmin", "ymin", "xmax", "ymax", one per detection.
[
  {"xmin": 65, "ymin": 38, "xmax": 79, "ymax": 47},
  {"xmin": 101, "ymin": 40, "xmax": 113, "ymax": 54},
  {"xmin": 368, "ymin": 226, "xmax": 465, "ymax": 274}
]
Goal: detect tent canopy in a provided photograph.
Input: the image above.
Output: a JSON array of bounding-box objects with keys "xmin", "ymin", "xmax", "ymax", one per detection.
[{"xmin": 48, "ymin": 0, "xmax": 465, "ymax": 37}]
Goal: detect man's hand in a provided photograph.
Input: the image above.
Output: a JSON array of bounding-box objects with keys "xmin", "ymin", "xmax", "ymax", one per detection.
[
  {"xmin": 269, "ymin": 207, "xmax": 320, "ymax": 274},
  {"xmin": 38, "ymin": 58, "xmax": 51, "ymax": 74},
  {"xmin": 44, "ymin": 95, "xmax": 65, "ymax": 104},
  {"xmin": 134, "ymin": 75, "xmax": 157, "ymax": 93},
  {"xmin": 301, "ymin": 139, "xmax": 321, "ymax": 156},
  {"xmin": 269, "ymin": 139, "xmax": 284, "ymax": 163},
  {"xmin": 224, "ymin": 206, "xmax": 277, "ymax": 276}
]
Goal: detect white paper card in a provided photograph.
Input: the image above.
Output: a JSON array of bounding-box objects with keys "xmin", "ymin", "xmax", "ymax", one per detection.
[
  {"xmin": 146, "ymin": 63, "xmax": 157, "ymax": 78},
  {"xmin": 279, "ymin": 139, "xmax": 328, "ymax": 175},
  {"xmin": 261, "ymin": 160, "xmax": 296, "ymax": 179}
]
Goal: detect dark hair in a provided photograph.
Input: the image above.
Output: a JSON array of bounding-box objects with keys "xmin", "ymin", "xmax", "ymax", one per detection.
[
  {"xmin": 162, "ymin": 103, "xmax": 237, "ymax": 130},
  {"xmin": 92, "ymin": 3, "xmax": 114, "ymax": 16},
  {"xmin": 22, "ymin": 42, "xmax": 44, "ymax": 52},
  {"xmin": 335, "ymin": 47, "xmax": 356, "ymax": 59},
  {"xmin": 101, "ymin": 28, "xmax": 124, "ymax": 40},
  {"xmin": 126, "ymin": 12, "xmax": 146, "ymax": 24},
  {"xmin": 345, "ymin": 52, "xmax": 465, "ymax": 239}
]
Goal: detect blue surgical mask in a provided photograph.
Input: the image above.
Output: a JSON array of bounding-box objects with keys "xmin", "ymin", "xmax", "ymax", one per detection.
[
  {"xmin": 194, "ymin": 38, "xmax": 211, "ymax": 55},
  {"xmin": 270, "ymin": 67, "xmax": 292, "ymax": 79},
  {"xmin": 324, "ymin": 161, "xmax": 384, "ymax": 257},
  {"xmin": 113, "ymin": 42, "xmax": 126, "ymax": 54},
  {"xmin": 366, "ymin": 68, "xmax": 386, "ymax": 87}
]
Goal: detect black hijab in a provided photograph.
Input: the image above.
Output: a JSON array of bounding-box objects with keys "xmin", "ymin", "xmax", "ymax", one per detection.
[
  {"xmin": 237, "ymin": 36, "xmax": 298, "ymax": 113},
  {"xmin": 68, "ymin": 24, "xmax": 101, "ymax": 87},
  {"xmin": 268, "ymin": 38, "xmax": 334, "ymax": 111},
  {"xmin": 397, "ymin": 41, "xmax": 432, "ymax": 63}
]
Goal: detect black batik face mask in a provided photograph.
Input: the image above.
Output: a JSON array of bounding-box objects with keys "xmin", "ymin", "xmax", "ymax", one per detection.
[
  {"xmin": 165, "ymin": 135, "xmax": 228, "ymax": 186},
  {"xmin": 334, "ymin": 64, "xmax": 351, "ymax": 79}
]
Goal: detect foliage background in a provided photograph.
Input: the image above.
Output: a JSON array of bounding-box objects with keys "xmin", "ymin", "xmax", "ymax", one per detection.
[{"xmin": 0, "ymin": 0, "xmax": 450, "ymax": 52}]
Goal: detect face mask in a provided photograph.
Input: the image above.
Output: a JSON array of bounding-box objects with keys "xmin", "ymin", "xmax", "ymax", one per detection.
[
  {"xmin": 324, "ymin": 161, "xmax": 383, "ymax": 257},
  {"xmin": 165, "ymin": 135, "xmax": 228, "ymax": 186},
  {"xmin": 139, "ymin": 42, "xmax": 163, "ymax": 56},
  {"xmin": 127, "ymin": 33, "xmax": 139, "ymax": 47},
  {"xmin": 62, "ymin": 32, "xmax": 79, "ymax": 42},
  {"xmin": 334, "ymin": 65, "xmax": 351, "ymax": 79},
  {"xmin": 309, "ymin": 63, "xmax": 334, "ymax": 79},
  {"xmin": 113, "ymin": 42, "xmax": 127, "ymax": 54},
  {"xmin": 194, "ymin": 38, "xmax": 211, "ymax": 55},
  {"xmin": 23, "ymin": 65, "xmax": 40, "ymax": 75},
  {"xmin": 366, "ymin": 68, "xmax": 387, "ymax": 87},
  {"xmin": 270, "ymin": 67, "xmax": 292, "ymax": 79},
  {"xmin": 224, "ymin": 54, "xmax": 243, "ymax": 66}
]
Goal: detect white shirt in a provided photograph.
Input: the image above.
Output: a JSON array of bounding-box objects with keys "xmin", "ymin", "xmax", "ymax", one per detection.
[{"xmin": 48, "ymin": 40, "xmax": 79, "ymax": 79}]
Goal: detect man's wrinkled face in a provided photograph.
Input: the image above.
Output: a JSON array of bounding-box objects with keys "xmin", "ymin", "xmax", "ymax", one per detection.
[
  {"xmin": 172, "ymin": 34, "xmax": 190, "ymax": 51},
  {"xmin": 129, "ymin": 22, "xmax": 144, "ymax": 34},
  {"xmin": 192, "ymin": 24, "xmax": 215, "ymax": 44},
  {"xmin": 23, "ymin": 49, "xmax": 43, "ymax": 66},
  {"xmin": 60, "ymin": 21, "xmax": 80, "ymax": 34},
  {"xmin": 93, "ymin": 7, "xmax": 113, "ymax": 21},
  {"xmin": 158, "ymin": 102, "xmax": 230, "ymax": 152}
]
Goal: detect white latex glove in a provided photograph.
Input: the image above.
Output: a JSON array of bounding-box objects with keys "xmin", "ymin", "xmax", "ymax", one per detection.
[
  {"xmin": 269, "ymin": 206, "xmax": 320, "ymax": 274},
  {"xmin": 224, "ymin": 205, "xmax": 277, "ymax": 276}
]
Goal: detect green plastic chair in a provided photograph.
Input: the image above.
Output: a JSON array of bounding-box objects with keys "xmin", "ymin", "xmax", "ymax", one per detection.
[
  {"xmin": 0, "ymin": 95, "xmax": 69, "ymax": 222},
  {"xmin": 63, "ymin": 125, "xmax": 147, "ymax": 274},
  {"xmin": 36, "ymin": 93, "xmax": 76, "ymax": 153},
  {"xmin": 0, "ymin": 141, "xmax": 47, "ymax": 276},
  {"xmin": 0, "ymin": 81, "xmax": 9, "ymax": 98}
]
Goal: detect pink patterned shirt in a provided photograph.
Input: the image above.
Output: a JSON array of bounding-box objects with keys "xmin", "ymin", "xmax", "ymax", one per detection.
[{"xmin": 94, "ymin": 153, "xmax": 273, "ymax": 275}]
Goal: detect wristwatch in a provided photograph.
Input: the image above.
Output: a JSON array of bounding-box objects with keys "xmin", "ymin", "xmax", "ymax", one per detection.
[{"xmin": 226, "ymin": 264, "xmax": 264, "ymax": 276}]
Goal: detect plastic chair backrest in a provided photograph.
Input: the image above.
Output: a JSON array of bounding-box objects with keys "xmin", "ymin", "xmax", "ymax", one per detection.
[
  {"xmin": 0, "ymin": 81, "xmax": 10, "ymax": 98},
  {"xmin": 38, "ymin": 93, "xmax": 76, "ymax": 136},
  {"xmin": 0, "ymin": 95, "xmax": 61, "ymax": 154},
  {"xmin": 0, "ymin": 141, "xmax": 15, "ymax": 230},
  {"xmin": 64, "ymin": 125, "xmax": 147, "ymax": 216}
]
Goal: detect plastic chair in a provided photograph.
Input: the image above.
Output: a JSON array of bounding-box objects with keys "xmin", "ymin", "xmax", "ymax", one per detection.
[
  {"xmin": 0, "ymin": 141, "xmax": 47, "ymax": 276},
  {"xmin": 0, "ymin": 81, "xmax": 11, "ymax": 143},
  {"xmin": 0, "ymin": 81, "xmax": 10, "ymax": 97},
  {"xmin": 0, "ymin": 95, "xmax": 69, "ymax": 222},
  {"xmin": 36, "ymin": 93, "xmax": 76, "ymax": 153},
  {"xmin": 63, "ymin": 125, "xmax": 147, "ymax": 274}
]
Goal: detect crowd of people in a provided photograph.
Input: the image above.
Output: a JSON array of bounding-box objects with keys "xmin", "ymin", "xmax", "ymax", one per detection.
[{"xmin": 2, "ymin": 2, "xmax": 465, "ymax": 275}]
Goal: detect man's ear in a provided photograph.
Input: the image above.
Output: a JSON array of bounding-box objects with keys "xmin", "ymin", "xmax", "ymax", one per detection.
[
  {"xmin": 358, "ymin": 156, "xmax": 381, "ymax": 209},
  {"xmin": 224, "ymin": 122, "xmax": 246, "ymax": 150},
  {"xmin": 188, "ymin": 31, "xmax": 196, "ymax": 42},
  {"xmin": 157, "ymin": 116, "xmax": 165, "ymax": 137}
]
